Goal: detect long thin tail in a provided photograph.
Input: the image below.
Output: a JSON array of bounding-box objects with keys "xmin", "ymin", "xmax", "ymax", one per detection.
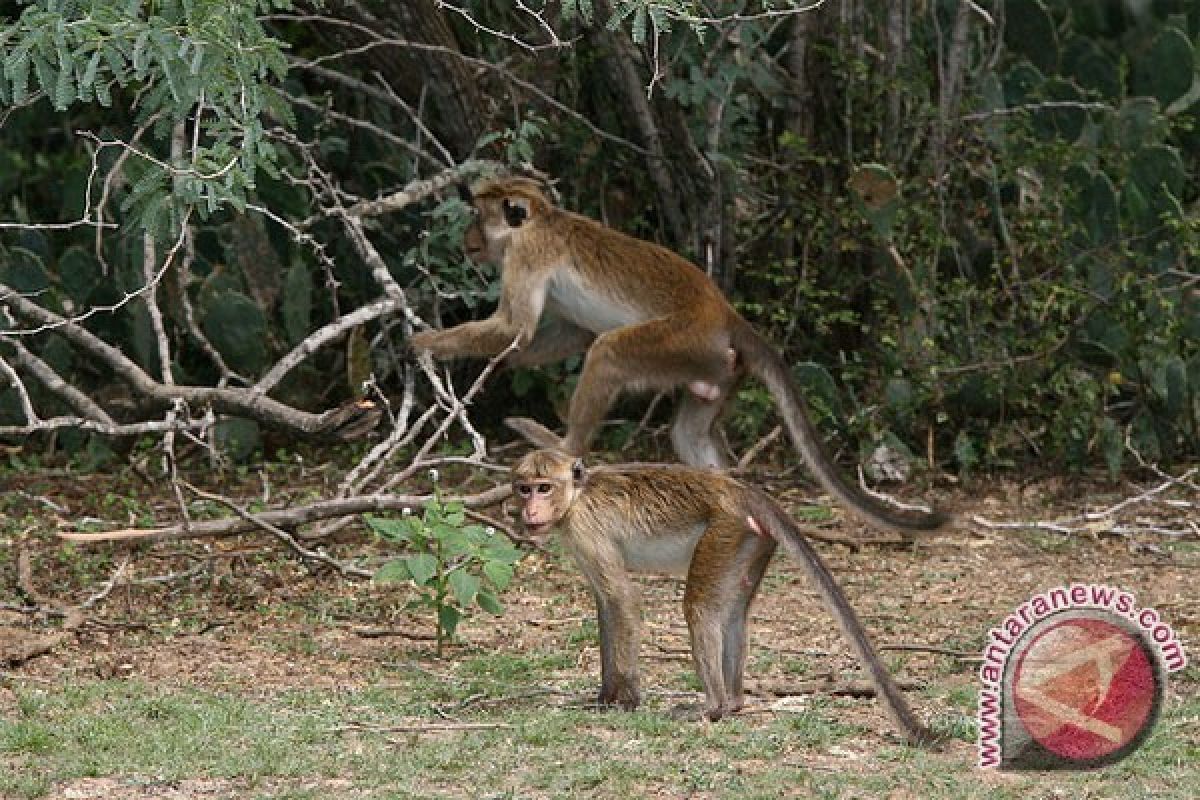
[
  {"xmin": 732, "ymin": 321, "xmax": 947, "ymax": 534},
  {"xmin": 747, "ymin": 493, "xmax": 939, "ymax": 747}
]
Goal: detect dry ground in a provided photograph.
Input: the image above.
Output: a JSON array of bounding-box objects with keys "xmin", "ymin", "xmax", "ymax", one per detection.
[{"xmin": 1, "ymin": 460, "xmax": 1197, "ymax": 798}]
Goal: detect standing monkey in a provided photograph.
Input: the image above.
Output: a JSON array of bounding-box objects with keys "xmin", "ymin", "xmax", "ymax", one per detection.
[
  {"xmin": 510, "ymin": 449, "xmax": 935, "ymax": 745},
  {"xmin": 412, "ymin": 176, "xmax": 946, "ymax": 535}
]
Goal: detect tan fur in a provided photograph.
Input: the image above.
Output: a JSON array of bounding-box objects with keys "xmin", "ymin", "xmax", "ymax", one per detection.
[
  {"xmin": 415, "ymin": 176, "xmax": 948, "ymax": 534},
  {"xmin": 511, "ymin": 449, "xmax": 936, "ymax": 746}
]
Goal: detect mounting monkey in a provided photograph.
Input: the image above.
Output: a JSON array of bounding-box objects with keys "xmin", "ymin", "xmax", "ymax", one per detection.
[
  {"xmin": 411, "ymin": 175, "xmax": 946, "ymax": 535},
  {"xmin": 511, "ymin": 448, "xmax": 935, "ymax": 745}
]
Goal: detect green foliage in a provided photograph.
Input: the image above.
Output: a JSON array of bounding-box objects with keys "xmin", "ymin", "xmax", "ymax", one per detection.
[
  {"xmin": 200, "ymin": 289, "xmax": 270, "ymax": 374},
  {"xmin": 721, "ymin": 2, "xmax": 1199, "ymax": 476},
  {"xmin": 0, "ymin": 0, "xmax": 294, "ymax": 236},
  {"xmin": 367, "ymin": 478, "xmax": 523, "ymax": 655},
  {"xmin": 1130, "ymin": 27, "xmax": 1195, "ymax": 108},
  {"xmin": 1003, "ymin": 0, "xmax": 1058, "ymax": 74},
  {"xmin": 280, "ymin": 261, "xmax": 313, "ymax": 347},
  {"xmin": 212, "ymin": 417, "xmax": 262, "ymax": 463}
]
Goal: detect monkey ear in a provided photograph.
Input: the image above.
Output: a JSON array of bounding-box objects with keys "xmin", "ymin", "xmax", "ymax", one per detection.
[
  {"xmin": 571, "ymin": 459, "xmax": 586, "ymax": 486},
  {"xmin": 501, "ymin": 196, "xmax": 530, "ymax": 227}
]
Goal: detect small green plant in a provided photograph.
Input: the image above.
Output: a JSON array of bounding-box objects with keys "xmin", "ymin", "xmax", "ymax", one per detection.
[{"xmin": 367, "ymin": 472, "xmax": 523, "ymax": 655}]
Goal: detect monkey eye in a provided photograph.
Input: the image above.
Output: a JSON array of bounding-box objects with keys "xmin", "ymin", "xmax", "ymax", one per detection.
[
  {"xmin": 536, "ymin": 484, "xmax": 552, "ymax": 495},
  {"xmin": 516, "ymin": 485, "xmax": 532, "ymax": 498}
]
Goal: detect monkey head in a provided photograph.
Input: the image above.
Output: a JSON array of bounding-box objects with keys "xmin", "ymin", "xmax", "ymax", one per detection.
[
  {"xmin": 511, "ymin": 448, "xmax": 586, "ymax": 538},
  {"xmin": 463, "ymin": 176, "xmax": 554, "ymax": 265}
]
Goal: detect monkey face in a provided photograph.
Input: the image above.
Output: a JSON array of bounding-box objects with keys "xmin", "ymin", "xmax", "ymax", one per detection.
[
  {"xmin": 462, "ymin": 199, "xmax": 516, "ymax": 266},
  {"xmin": 464, "ymin": 177, "xmax": 550, "ymax": 266},
  {"xmin": 514, "ymin": 479, "xmax": 567, "ymax": 536},
  {"xmin": 512, "ymin": 449, "xmax": 586, "ymax": 538}
]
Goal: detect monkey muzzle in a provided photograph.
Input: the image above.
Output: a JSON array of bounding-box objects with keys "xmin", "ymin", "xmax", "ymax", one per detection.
[{"xmin": 524, "ymin": 519, "xmax": 552, "ymax": 536}]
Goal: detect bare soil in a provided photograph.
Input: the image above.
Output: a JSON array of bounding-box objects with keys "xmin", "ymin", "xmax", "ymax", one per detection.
[{"xmin": 2, "ymin": 464, "xmax": 1197, "ymax": 798}]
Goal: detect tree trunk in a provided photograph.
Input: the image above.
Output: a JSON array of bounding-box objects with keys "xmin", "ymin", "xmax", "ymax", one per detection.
[
  {"xmin": 313, "ymin": 0, "xmax": 488, "ymax": 159},
  {"xmin": 590, "ymin": 0, "xmax": 725, "ymax": 283}
]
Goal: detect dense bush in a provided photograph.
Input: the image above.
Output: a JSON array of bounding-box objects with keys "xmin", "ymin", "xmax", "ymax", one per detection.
[{"xmin": 0, "ymin": 0, "xmax": 1195, "ymax": 473}]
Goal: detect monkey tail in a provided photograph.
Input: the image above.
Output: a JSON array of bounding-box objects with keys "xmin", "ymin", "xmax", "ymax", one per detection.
[
  {"xmin": 745, "ymin": 492, "xmax": 938, "ymax": 747},
  {"xmin": 731, "ymin": 320, "xmax": 947, "ymax": 535}
]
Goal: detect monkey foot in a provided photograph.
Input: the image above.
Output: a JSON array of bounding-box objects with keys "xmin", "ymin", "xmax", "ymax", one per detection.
[{"xmin": 504, "ymin": 417, "xmax": 566, "ymax": 450}]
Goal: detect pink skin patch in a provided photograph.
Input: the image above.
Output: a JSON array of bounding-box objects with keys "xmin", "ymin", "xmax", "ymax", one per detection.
[
  {"xmin": 686, "ymin": 349, "xmax": 737, "ymax": 402},
  {"xmin": 747, "ymin": 516, "xmax": 769, "ymax": 538}
]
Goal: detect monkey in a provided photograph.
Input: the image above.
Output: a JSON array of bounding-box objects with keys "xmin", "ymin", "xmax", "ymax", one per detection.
[
  {"xmin": 412, "ymin": 176, "xmax": 946, "ymax": 536},
  {"xmin": 510, "ymin": 448, "xmax": 937, "ymax": 746}
]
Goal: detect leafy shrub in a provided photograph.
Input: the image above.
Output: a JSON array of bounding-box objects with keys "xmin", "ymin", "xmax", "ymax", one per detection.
[{"xmin": 367, "ymin": 474, "xmax": 523, "ymax": 655}]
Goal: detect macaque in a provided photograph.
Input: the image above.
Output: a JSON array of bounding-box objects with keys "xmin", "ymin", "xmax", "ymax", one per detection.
[
  {"xmin": 412, "ymin": 176, "xmax": 945, "ymax": 536},
  {"xmin": 511, "ymin": 448, "xmax": 935, "ymax": 746}
]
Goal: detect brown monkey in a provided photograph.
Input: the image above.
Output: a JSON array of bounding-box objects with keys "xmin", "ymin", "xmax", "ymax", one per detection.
[
  {"xmin": 511, "ymin": 448, "xmax": 936, "ymax": 746},
  {"xmin": 413, "ymin": 176, "xmax": 945, "ymax": 535}
]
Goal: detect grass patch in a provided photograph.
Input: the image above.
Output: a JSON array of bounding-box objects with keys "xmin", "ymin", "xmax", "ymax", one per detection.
[{"xmin": 3, "ymin": 677, "xmax": 1195, "ymax": 799}]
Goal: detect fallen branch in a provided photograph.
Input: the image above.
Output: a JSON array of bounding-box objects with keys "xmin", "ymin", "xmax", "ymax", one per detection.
[
  {"xmin": 58, "ymin": 485, "xmax": 514, "ymax": 544},
  {"xmin": 1, "ymin": 548, "xmax": 88, "ymax": 667},
  {"xmin": 970, "ymin": 466, "xmax": 1199, "ymax": 540},
  {"xmin": 879, "ymin": 643, "xmax": 982, "ymax": 662},
  {"xmin": 752, "ymin": 677, "xmax": 925, "ymax": 699},
  {"xmin": 351, "ymin": 627, "xmax": 437, "ymax": 640},
  {"xmin": 181, "ymin": 482, "xmax": 374, "ymax": 579},
  {"xmin": 1, "ymin": 281, "xmax": 381, "ymax": 439}
]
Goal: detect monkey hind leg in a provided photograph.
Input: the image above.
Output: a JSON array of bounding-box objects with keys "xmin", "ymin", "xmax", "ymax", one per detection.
[
  {"xmin": 671, "ymin": 371, "xmax": 741, "ymax": 469},
  {"xmin": 683, "ymin": 596, "xmax": 731, "ymax": 720},
  {"xmin": 684, "ymin": 518, "xmax": 773, "ymax": 720},
  {"xmin": 720, "ymin": 542, "xmax": 772, "ymax": 709},
  {"xmin": 565, "ymin": 316, "xmax": 735, "ymax": 456}
]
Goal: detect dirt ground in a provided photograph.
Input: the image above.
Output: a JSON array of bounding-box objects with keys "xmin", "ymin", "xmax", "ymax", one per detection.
[{"xmin": 2, "ymin": 462, "xmax": 1197, "ymax": 797}]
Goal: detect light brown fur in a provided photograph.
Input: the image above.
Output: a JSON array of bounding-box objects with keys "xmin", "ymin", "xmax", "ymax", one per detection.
[
  {"xmin": 414, "ymin": 176, "xmax": 946, "ymax": 534},
  {"xmin": 511, "ymin": 449, "xmax": 936, "ymax": 746}
]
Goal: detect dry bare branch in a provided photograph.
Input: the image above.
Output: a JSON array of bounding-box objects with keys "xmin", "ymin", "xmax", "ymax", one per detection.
[
  {"xmin": 58, "ymin": 484, "xmax": 514, "ymax": 545},
  {"xmin": 970, "ymin": 466, "xmax": 1199, "ymax": 539}
]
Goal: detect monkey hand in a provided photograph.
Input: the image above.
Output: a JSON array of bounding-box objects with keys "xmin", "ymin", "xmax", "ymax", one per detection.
[{"xmin": 409, "ymin": 329, "xmax": 439, "ymax": 356}]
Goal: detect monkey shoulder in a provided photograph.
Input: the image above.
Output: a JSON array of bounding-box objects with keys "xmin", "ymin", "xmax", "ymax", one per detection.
[{"xmin": 588, "ymin": 466, "xmax": 733, "ymax": 515}]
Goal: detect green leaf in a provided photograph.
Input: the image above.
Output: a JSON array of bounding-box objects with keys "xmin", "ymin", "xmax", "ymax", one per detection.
[
  {"xmin": 364, "ymin": 515, "xmax": 414, "ymax": 542},
  {"xmin": 373, "ymin": 560, "xmax": 411, "ymax": 584},
  {"xmin": 200, "ymin": 289, "xmax": 270, "ymax": 374},
  {"xmin": 438, "ymin": 605, "xmax": 463, "ymax": 639},
  {"xmin": 281, "ymin": 262, "xmax": 312, "ymax": 345},
  {"xmin": 482, "ymin": 561, "xmax": 514, "ymax": 591},
  {"xmin": 477, "ymin": 590, "xmax": 503, "ymax": 615},
  {"xmin": 212, "ymin": 417, "xmax": 260, "ymax": 463},
  {"xmin": 441, "ymin": 531, "xmax": 475, "ymax": 559},
  {"xmin": 1003, "ymin": 0, "xmax": 1058, "ymax": 74},
  {"xmin": 1131, "ymin": 26, "xmax": 1195, "ymax": 108},
  {"xmin": 1158, "ymin": 356, "xmax": 1188, "ymax": 419},
  {"xmin": 1096, "ymin": 418, "xmax": 1123, "ymax": 481},
  {"xmin": 484, "ymin": 543, "xmax": 523, "ymax": 565},
  {"xmin": 449, "ymin": 571, "xmax": 480, "ymax": 607},
  {"xmin": 405, "ymin": 554, "xmax": 438, "ymax": 587},
  {"xmin": 631, "ymin": 6, "xmax": 647, "ymax": 43},
  {"xmin": 51, "ymin": 53, "xmax": 73, "ymax": 109},
  {"xmin": 442, "ymin": 503, "xmax": 466, "ymax": 527},
  {"xmin": 954, "ymin": 430, "xmax": 979, "ymax": 477}
]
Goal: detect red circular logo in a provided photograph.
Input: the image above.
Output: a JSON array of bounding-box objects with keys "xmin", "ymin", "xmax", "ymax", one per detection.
[{"xmin": 1011, "ymin": 615, "xmax": 1160, "ymax": 764}]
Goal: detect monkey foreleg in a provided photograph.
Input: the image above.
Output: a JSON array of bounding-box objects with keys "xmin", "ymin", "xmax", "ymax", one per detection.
[{"xmin": 411, "ymin": 318, "xmax": 527, "ymax": 360}]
